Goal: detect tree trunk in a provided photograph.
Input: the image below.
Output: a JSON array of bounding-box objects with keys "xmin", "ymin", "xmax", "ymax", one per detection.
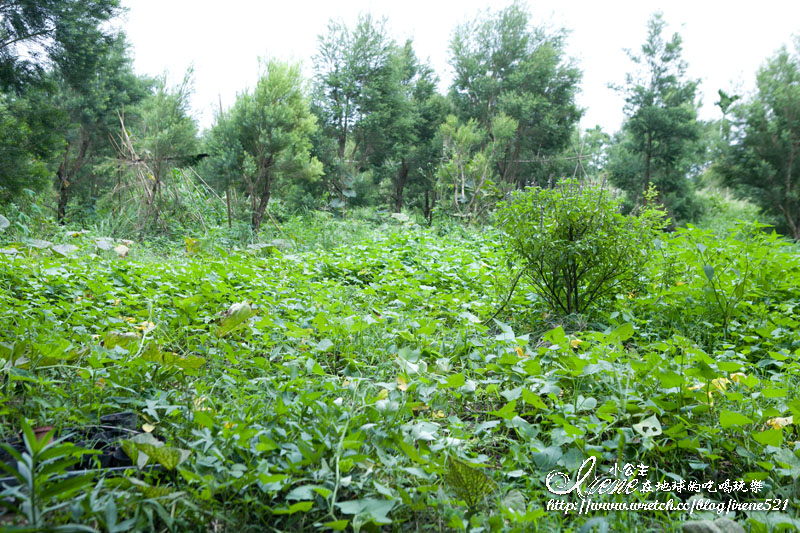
[
  {"xmin": 394, "ymin": 160, "xmax": 409, "ymax": 212},
  {"xmin": 251, "ymin": 160, "xmax": 273, "ymax": 233},
  {"xmin": 226, "ymin": 183, "xmax": 232, "ymax": 228},
  {"xmin": 55, "ymin": 135, "xmax": 90, "ymax": 225},
  {"xmin": 645, "ymin": 130, "xmax": 652, "ymax": 188}
]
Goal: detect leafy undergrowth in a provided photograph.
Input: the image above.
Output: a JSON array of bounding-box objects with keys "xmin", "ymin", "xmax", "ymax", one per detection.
[{"xmin": 0, "ymin": 219, "xmax": 799, "ymax": 532}]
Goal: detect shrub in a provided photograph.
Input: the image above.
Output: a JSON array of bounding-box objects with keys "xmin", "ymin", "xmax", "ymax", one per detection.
[{"xmin": 496, "ymin": 179, "xmax": 667, "ymax": 315}]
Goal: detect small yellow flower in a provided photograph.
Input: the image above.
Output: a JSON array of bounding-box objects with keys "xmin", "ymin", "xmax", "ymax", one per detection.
[{"xmin": 570, "ymin": 338, "xmax": 582, "ymax": 349}]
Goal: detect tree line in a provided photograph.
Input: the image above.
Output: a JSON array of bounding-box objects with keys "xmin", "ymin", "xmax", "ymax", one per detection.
[{"xmin": 1, "ymin": 1, "xmax": 799, "ymax": 237}]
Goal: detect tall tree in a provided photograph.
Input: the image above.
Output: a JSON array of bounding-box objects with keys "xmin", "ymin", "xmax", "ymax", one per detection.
[
  {"xmin": 113, "ymin": 71, "xmax": 199, "ymax": 238},
  {"xmin": 448, "ymin": 1, "xmax": 582, "ymax": 189},
  {"xmin": 607, "ymin": 12, "xmax": 703, "ymax": 222},
  {"xmin": 51, "ymin": 33, "xmax": 147, "ymax": 223},
  {"xmin": 0, "ymin": 85, "xmax": 61, "ymax": 203},
  {"xmin": 0, "ymin": 0, "xmax": 121, "ymax": 89},
  {"xmin": 206, "ymin": 60, "xmax": 322, "ymax": 232},
  {"xmin": 380, "ymin": 41, "xmax": 447, "ymax": 212},
  {"xmin": 312, "ymin": 14, "xmax": 397, "ymax": 208},
  {"xmin": 436, "ymin": 112, "xmax": 517, "ymax": 220},
  {"xmin": 0, "ymin": 0, "xmax": 124, "ymax": 205},
  {"xmin": 720, "ymin": 38, "xmax": 800, "ymax": 238}
]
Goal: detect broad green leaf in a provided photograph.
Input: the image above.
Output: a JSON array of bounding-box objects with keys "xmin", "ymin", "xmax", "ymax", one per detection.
[
  {"xmin": 441, "ymin": 372, "xmax": 465, "ymax": 389},
  {"xmin": 193, "ymin": 410, "xmax": 214, "ymax": 429},
  {"xmin": 335, "ymin": 498, "xmax": 396, "ymax": 524},
  {"xmin": 752, "ymin": 429, "xmax": 782, "ymax": 447},
  {"xmin": 323, "ymin": 520, "xmax": 349, "ymax": 531},
  {"xmin": 703, "ymin": 265, "xmax": 715, "ymax": 281},
  {"xmin": 273, "ymin": 501, "xmax": 313, "ymax": 515},
  {"xmin": 719, "ymin": 410, "xmax": 754, "ymax": 429},
  {"xmin": 314, "ymin": 338, "xmax": 334, "ymax": 352}
]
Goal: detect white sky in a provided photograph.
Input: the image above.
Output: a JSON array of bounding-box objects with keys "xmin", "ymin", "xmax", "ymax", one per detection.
[{"xmin": 120, "ymin": 1, "xmax": 800, "ymax": 134}]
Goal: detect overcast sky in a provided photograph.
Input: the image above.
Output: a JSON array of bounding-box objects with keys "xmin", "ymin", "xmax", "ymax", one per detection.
[{"xmin": 120, "ymin": 1, "xmax": 799, "ymax": 134}]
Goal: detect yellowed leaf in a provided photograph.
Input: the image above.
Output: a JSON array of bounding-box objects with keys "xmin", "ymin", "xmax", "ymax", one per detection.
[
  {"xmin": 142, "ymin": 423, "xmax": 155, "ymax": 433},
  {"xmin": 767, "ymin": 416, "xmax": 793, "ymax": 429},
  {"xmin": 376, "ymin": 389, "xmax": 389, "ymax": 400},
  {"xmin": 712, "ymin": 377, "xmax": 730, "ymax": 392},
  {"xmin": 514, "ymin": 346, "xmax": 525, "ymax": 358},
  {"xmin": 570, "ymin": 338, "xmax": 582, "ymax": 349},
  {"xmin": 397, "ymin": 375, "xmax": 408, "ymax": 392},
  {"xmin": 135, "ymin": 321, "xmax": 156, "ymax": 333},
  {"xmin": 411, "ymin": 403, "xmax": 429, "ymax": 415},
  {"xmin": 113, "ymin": 244, "xmax": 129, "ymax": 258},
  {"xmin": 676, "ymin": 281, "xmax": 685, "ymax": 286},
  {"xmin": 432, "ymin": 410, "xmax": 446, "ymax": 419}
]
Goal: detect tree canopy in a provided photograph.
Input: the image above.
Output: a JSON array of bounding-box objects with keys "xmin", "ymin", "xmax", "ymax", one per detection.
[
  {"xmin": 607, "ymin": 12, "xmax": 703, "ymax": 223},
  {"xmin": 719, "ymin": 38, "xmax": 800, "ymax": 238}
]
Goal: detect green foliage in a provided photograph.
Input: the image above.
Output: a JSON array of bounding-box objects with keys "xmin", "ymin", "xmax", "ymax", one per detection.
[
  {"xmin": 0, "ymin": 419, "xmax": 97, "ymax": 530},
  {"xmin": 206, "ymin": 59, "xmax": 321, "ymax": 232},
  {"xmin": 437, "ymin": 113, "xmax": 517, "ymax": 220},
  {"xmin": 0, "ymin": 90, "xmax": 60, "ymax": 202},
  {"xmin": 0, "ymin": 0, "xmax": 121, "ymax": 89},
  {"xmin": 497, "ymin": 180, "xmax": 667, "ymax": 315},
  {"xmin": 607, "ymin": 12, "xmax": 703, "ymax": 223},
  {"xmin": 719, "ymin": 37, "xmax": 800, "ymax": 239},
  {"xmin": 51, "ymin": 33, "xmax": 148, "ymax": 224},
  {"xmin": 312, "ymin": 14, "xmax": 396, "ymax": 210},
  {"xmin": 448, "ymin": 0, "xmax": 583, "ymax": 188},
  {"xmin": 1, "ymin": 214, "xmax": 800, "ymax": 531}
]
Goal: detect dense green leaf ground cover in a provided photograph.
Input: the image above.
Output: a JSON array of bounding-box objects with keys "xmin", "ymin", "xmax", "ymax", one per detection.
[{"xmin": 0, "ymin": 216, "xmax": 799, "ymax": 531}]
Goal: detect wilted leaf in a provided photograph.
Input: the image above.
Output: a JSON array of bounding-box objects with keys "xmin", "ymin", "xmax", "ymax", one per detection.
[
  {"xmin": 217, "ymin": 302, "xmax": 254, "ymax": 337},
  {"xmin": 397, "ymin": 375, "xmax": 408, "ymax": 391},
  {"xmin": 114, "ymin": 244, "xmax": 129, "ymax": 257},
  {"xmin": 633, "ymin": 415, "xmax": 662, "ymax": 438}
]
